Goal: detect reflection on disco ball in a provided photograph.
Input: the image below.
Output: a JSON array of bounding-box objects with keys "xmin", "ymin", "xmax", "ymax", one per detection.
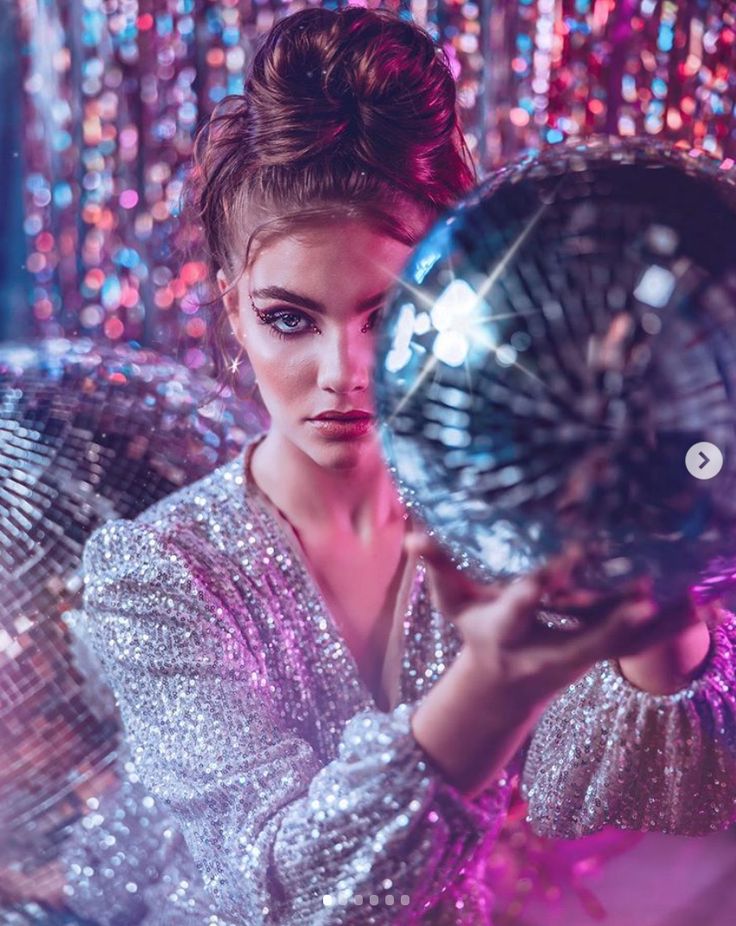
[
  {"xmin": 0, "ymin": 338, "xmax": 266, "ymax": 912},
  {"xmin": 375, "ymin": 138, "xmax": 736, "ymax": 608}
]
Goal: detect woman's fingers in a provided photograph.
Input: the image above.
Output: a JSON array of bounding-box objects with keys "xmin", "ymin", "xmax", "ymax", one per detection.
[
  {"xmin": 542, "ymin": 577, "xmax": 653, "ymax": 620},
  {"xmin": 451, "ymin": 572, "xmax": 550, "ymax": 657},
  {"xmin": 483, "ymin": 573, "xmax": 554, "ymax": 646},
  {"xmin": 407, "ymin": 532, "xmax": 590, "ymax": 605},
  {"xmin": 408, "ymin": 529, "xmax": 630, "ymax": 645},
  {"xmin": 406, "ymin": 528, "xmax": 700, "ymax": 674},
  {"xmin": 404, "ymin": 531, "xmax": 505, "ymax": 616},
  {"xmin": 550, "ymin": 588, "xmax": 702, "ymax": 670}
]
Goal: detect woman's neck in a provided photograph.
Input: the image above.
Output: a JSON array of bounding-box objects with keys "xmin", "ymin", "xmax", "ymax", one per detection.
[{"xmin": 250, "ymin": 429, "xmax": 405, "ymax": 542}]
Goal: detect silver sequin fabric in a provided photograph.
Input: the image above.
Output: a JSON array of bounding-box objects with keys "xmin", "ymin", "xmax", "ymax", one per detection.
[{"xmin": 61, "ymin": 431, "xmax": 736, "ymax": 925}]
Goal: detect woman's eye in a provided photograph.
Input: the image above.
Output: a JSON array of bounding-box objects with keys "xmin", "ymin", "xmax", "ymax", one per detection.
[
  {"xmin": 254, "ymin": 304, "xmax": 382, "ymax": 338},
  {"xmin": 256, "ymin": 309, "xmax": 316, "ymax": 337},
  {"xmin": 273, "ymin": 313, "xmax": 306, "ymax": 333}
]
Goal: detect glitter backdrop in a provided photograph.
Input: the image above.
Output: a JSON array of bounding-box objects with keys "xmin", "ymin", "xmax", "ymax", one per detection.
[{"xmin": 11, "ymin": 0, "xmax": 736, "ymax": 357}]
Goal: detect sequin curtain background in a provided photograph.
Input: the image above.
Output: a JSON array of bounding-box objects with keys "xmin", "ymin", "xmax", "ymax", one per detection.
[
  {"xmin": 3, "ymin": 0, "xmax": 736, "ymax": 923},
  {"xmin": 10, "ymin": 0, "xmax": 736, "ymax": 358}
]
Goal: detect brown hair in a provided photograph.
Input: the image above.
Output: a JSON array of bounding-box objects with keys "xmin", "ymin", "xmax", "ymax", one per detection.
[{"xmin": 182, "ymin": 6, "xmax": 477, "ymax": 403}]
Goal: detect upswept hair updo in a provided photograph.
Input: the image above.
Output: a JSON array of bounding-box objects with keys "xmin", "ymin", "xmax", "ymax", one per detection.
[{"xmin": 182, "ymin": 6, "xmax": 477, "ymax": 399}]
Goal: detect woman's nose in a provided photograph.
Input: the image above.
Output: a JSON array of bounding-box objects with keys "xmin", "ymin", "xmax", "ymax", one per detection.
[{"xmin": 316, "ymin": 326, "xmax": 372, "ymax": 395}]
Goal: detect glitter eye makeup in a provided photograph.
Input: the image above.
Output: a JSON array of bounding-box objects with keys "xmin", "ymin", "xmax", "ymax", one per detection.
[
  {"xmin": 250, "ymin": 293, "xmax": 383, "ymax": 340},
  {"xmin": 252, "ymin": 303, "xmax": 318, "ymax": 339},
  {"xmin": 361, "ymin": 308, "xmax": 383, "ymax": 334}
]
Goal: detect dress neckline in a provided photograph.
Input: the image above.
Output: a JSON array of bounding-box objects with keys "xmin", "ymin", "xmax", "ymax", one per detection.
[{"xmin": 234, "ymin": 432, "xmax": 418, "ymax": 713}]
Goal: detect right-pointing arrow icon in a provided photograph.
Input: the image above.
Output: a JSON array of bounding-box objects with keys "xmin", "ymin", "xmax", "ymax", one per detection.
[{"xmin": 686, "ymin": 442, "xmax": 723, "ymax": 480}]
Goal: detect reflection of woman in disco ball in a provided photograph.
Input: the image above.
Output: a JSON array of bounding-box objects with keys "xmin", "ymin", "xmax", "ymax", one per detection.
[{"xmin": 63, "ymin": 8, "xmax": 736, "ymax": 925}]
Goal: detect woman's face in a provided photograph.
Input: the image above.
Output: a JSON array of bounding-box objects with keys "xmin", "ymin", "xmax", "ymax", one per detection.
[{"xmin": 218, "ymin": 218, "xmax": 421, "ymax": 471}]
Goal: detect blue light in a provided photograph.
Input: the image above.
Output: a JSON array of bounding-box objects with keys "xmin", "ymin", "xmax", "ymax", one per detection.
[
  {"xmin": 52, "ymin": 182, "xmax": 73, "ymax": 209},
  {"xmin": 657, "ymin": 24, "xmax": 674, "ymax": 53}
]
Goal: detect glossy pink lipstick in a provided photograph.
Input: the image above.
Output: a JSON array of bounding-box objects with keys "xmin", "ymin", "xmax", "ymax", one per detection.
[{"xmin": 308, "ymin": 410, "xmax": 374, "ymax": 439}]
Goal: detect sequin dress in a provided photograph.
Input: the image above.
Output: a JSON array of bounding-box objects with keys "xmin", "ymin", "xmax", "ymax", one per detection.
[{"xmin": 61, "ymin": 431, "xmax": 736, "ymax": 925}]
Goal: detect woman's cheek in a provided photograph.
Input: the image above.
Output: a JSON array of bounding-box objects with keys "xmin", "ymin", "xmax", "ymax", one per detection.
[
  {"xmin": 246, "ymin": 330, "xmax": 295, "ymax": 378},
  {"xmin": 257, "ymin": 347, "xmax": 313, "ymax": 402}
]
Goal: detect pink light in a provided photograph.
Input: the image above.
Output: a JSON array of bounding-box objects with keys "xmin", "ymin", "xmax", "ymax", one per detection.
[{"xmin": 119, "ymin": 189, "xmax": 139, "ymax": 209}]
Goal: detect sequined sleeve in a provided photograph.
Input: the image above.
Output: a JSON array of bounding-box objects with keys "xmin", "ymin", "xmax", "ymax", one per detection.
[
  {"xmin": 520, "ymin": 612, "xmax": 736, "ymax": 837},
  {"xmin": 80, "ymin": 519, "xmax": 508, "ymax": 925}
]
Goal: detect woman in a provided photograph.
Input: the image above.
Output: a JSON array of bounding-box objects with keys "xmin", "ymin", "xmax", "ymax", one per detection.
[{"xmin": 71, "ymin": 7, "xmax": 736, "ymax": 924}]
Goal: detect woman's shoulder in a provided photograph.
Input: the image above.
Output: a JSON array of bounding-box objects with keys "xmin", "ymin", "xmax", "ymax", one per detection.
[{"xmin": 82, "ymin": 439, "xmax": 260, "ymax": 582}]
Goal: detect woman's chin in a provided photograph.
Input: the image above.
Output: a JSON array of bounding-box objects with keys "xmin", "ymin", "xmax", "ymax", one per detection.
[{"xmin": 308, "ymin": 430, "xmax": 379, "ymax": 470}]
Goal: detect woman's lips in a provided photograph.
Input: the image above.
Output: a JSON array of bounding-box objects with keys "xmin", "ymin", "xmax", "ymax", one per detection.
[{"xmin": 307, "ymin": 415, "xmax": 374, "ymax": 439}]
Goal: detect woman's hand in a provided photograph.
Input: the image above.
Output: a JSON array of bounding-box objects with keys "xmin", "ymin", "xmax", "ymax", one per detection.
[
  {"xmin": 405, "ymin": 531, "xmax": 720, "ymax": 796},
  {"xmin": 405, "ymin": 531, "xmax": 703, "ymax": 702}
]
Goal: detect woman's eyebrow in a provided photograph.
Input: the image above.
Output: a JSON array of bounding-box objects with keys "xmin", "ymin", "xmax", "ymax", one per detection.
[{"xmin": 250, "ymin": 285, "xmax": 389, "ymax": 313}]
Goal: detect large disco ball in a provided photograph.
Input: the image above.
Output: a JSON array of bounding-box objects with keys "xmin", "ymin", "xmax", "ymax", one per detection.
[
  {"xmin": 375, "ymin": 138, "xmax": 736, "ymax": 608},
  {"xmin": 0, "ymin": 339, "xmax": 266, "ymax": 918}
]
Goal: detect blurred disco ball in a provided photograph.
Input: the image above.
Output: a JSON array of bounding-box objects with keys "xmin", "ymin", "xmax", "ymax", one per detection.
[
  {"xmin": 0, "ymin": 338, "xmax": 266, "ymax": 901},
  {"xmin": 375, "ymin": 137, "xmax": 736, "ymax": 608}
]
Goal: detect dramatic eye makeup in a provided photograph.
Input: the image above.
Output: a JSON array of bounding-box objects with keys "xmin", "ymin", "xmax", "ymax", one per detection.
[
  {"xmin": 251, "ymin": 304, "xmax": 319, "ymax": 339},
  {"xmin": 249, "ymin": 292, "xmax": 385, "ymax": 340},
  {"xmin": 362, "ymin": 307, "xmax": 383, "ymax": 332}
]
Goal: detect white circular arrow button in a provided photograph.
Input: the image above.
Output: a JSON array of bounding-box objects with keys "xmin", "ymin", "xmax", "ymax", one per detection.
[{"xmin": 685, "ymin": 442, "xmax": 724, "ymax": 480}]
